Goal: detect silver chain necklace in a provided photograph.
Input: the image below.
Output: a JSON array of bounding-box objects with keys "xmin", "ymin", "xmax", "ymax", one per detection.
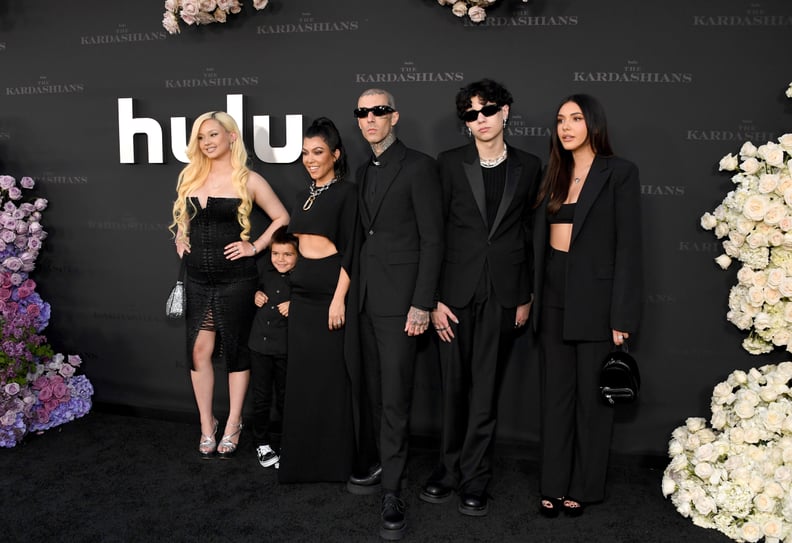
[
  {"xmin": 302, "ymin": 178, "xmax": 337, "ymax": 211},
  {"xmin": 480, "ymin": 145, "xmax": 508, "ymax": 168}
]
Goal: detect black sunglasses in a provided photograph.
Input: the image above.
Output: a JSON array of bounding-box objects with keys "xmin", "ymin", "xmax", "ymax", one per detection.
[
  {"xmin": 460, "ymin": 104, "xmax": 501, "ymax": 123},
  {"xmin": 353, "ymin": 105, "xmax": 395, "ymax": 118}
]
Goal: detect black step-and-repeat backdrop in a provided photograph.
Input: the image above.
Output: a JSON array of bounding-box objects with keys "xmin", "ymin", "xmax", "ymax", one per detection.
[{"xmin": 1, "ymin": 0, "xmax": 791, "ymax": 456}]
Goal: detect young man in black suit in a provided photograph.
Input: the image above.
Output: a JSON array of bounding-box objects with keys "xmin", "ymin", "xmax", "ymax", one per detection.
[
  {"xmin": 422, "ymin": 79, "xmax": 542, "ymax": 517},
  {"xmin": 348, "ymin": 88, "xmax": 444, "ymax": 540}
]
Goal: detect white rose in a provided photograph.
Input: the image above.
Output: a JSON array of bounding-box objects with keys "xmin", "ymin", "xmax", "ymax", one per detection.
[
  {"xmin": 730, "ymin": 426, "xmax": 746, "ymax": 444},
  {"xmin": 719, "ymin": 152, "xmax": 739, "ymax": 171},
  {"xmin": 779, "ymin": 216, "xmax": 792, "ymax": 232},
  {"xmin": 741, "ymin": 141, "xmax": 758, "ymax": 157},
  {"xmin": 735, "ymin": 400, "xmax": 756, "ymax": 418},
  {"xmin": 754, "ymin": 493, "xmax": 776, "ymax": 512},
  {"xmin": 694, "ymin": 443, "xmax": 716, "ymax": 463},
  {"xmin": 740, "ymin": 521, "xmax": 763, "ymax": 542},
  {"xmin": 711, "ymin": 409, "xmax": 727, "ymax": 429},
  {"xmin": 759, "ymin": 142, "xmax": 786, "ymax": 167},
  {"xmin": 686, "ymin": 417, "xmax": 706, "ymax": 432},
  {"xmin": 467, "ymin": 5, "xmax": 486, "ymax": 22},
  {"xmin": 779, "ymin": 133, "xmax": 792, "ymax": 152},
  {"xmin": 773, "ymin": 328, "xmax": 791, "ymax": 346},
  {"xmin": 713, "ymin": 222, "xmax": 730, "ymax": 239},
  {"xmin": 787, "ymin": 83, "xmax": 792, "ymax": 99},
  {"xmin": 668, "ymin": 439, "xmax": 684, "ymax": 456},
  {"xmin": 762, "ymin": 517, "xmax": 784, "ymax": 539},
  {"xmin": 741, "ymin": 157, "xmax": 762, "ymax": 175},
  {"xmin": 744, "ymin": 194, "xmax": 770, "ymax": 220},
  {"xmin": 451, "ymin": 1, "xmax": 468, "ymax": 16},
  {"xmin": 764, "ymin": 480, "xmax": 784, "ymax": 498},
  {"xmin": 769, "ymin": 230, "xmax": 785, "ymax": 246},
  {"xmin": 700, "ymin": 212, "xmax": 717, "ymax": 230},
  {"xmin": 743, "ymin": 426, "xmax": 761, "ymax": 443},
  {"xmin": 736, "ymin": 215, "xmax": 756, "ymax": 234},
  {"xmin": 722, "ymin": 240, "xmax": 740, "ymax": 258},
  {"xmin": 668, "ymin": 453, "xmax": 688, "ymax": 472},
  {"xmin": 758, "ymin": 172, "xmax": 781, "ymax": 193},
  {"xmin": 747, "ymin": 231, "xmax": 768, "ymax": 248},
  {"xmin": 765, "ymin": 287, "xmax": 782, "ymax": 305},
  {"xmin": 715, "ymin": 254, "xmax": 732, "ymax": 269},
  {"xmin": 748, "ymin": 285, "xmax": 766, "ymax": 307},
  {"xmin": 661, "ymin": 475, "xmax": 676, "ymax": 496},
  {"xmin": 737, "ymin": 266, "xmax": 756, "ymax": 285},
  {"xmin": 764, "ymin": 202, "xmax": 787, "ymax": 224},
  {"xmin": 768, "ymin": 268, "xmax": 787, "ymax": 286}
]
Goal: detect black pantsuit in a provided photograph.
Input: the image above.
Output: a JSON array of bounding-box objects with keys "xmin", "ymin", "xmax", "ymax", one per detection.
[{"xmin": 249, "ymin": 352, "xmax": 286, "ymax": 447}]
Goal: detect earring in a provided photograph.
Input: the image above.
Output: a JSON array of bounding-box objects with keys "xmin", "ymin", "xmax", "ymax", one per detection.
[
  {"xmin": 466, "ymin": 127, "xmax": 472, "ymax": 138},
  {"xmin": 502, "ymin": 118, "xmax": 508, "ymax": 128}
]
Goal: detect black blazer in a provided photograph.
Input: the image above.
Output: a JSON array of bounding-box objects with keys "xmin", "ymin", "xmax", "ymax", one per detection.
[
  {"xmin": 437, "ymin": 143, "xmax": 542, "ymax": 308},
  {"xmin": 356, "ymin": 139, "xmax": 444, "ymax": 316},
  {"xmin": 532, "ymin": 154, "xmax": 643, "ymax": 341}
]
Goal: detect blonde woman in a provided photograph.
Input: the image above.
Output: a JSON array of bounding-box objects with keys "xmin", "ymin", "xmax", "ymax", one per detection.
[{"xmin": 170, "ymin": 111, "xmax": 289, "ymax": 459}]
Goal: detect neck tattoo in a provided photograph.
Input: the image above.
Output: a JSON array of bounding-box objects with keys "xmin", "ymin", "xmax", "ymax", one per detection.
[
  {"xmin": 371, "ymin": 132, "xmax": 396, "ymax": 158},
  {"xmin": 303, "ymin": 178, "xmax": 337, "ymax": 211},
  {"xmin": 480, "ymin": 144, "xmax": 508, "ymax": 168}
]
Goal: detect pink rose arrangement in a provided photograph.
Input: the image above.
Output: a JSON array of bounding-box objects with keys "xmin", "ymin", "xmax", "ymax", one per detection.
[{"xmin": 162, "ymin": 0, "xmax": 270, "ymax": 35}]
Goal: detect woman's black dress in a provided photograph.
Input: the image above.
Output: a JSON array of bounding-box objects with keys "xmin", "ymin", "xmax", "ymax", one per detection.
[
  {"xmin": 278, "ymin": 181, "xmax": 358, "ymax": 483},
  {"xmin": 184, "ymin": 197, "xmax": 257, "ymax": 372}
]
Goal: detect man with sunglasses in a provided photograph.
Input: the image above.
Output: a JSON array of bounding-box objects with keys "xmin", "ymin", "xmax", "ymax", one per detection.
[
  {"xmin": 348, "ymin": 88, "xmax": 443, "ymax": 540},
  {"xmin": 421, "ymin": 79, "xmax": 542, "ymax": 517}
]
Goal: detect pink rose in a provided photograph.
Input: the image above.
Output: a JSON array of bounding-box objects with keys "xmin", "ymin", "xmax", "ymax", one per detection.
[
  {"xmin": 68, "ymin": 355, "xmax": 83, "ymax": 367},
  {"xmin": 0, "ymin": 176, "xmax": 14, "ymax": 190},
  {"xmin": 59, "ymin": 364, "xmax": 75, "ymax": 378},
  {"xmin": 7, "ymin": 187, "xmax": 22, "ymax": 200},
  {"xmin": 36, "ymin": 407, "xmax": 50, "ymax": 423},
  {"xmin": 20, "ymin": 177, "xmax": 34, "ymax": 189},
  {"xmin": 52, "ymin": 380, "xmax": 69, "ymax": 399},
  {"xmin": 34, "ymin": 198, "xmax": 47, "ymax": 211},
  {"xmin": 26, "ymin": 304, "xmax": 40, "ymax": 317},
  {"xmin": 38, "ymin": 384, "xmax": 53, "ymax": 401},
  {"xmin": 0, "ymin": 288, "xmax": 10, "ymax": 301},
  {"xmin": 4, "ymin": 382, "xmax": 20, "ymax": 395}
]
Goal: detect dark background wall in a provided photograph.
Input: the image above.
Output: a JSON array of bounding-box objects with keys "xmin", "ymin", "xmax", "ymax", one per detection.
[{"xmin": 1, "ymin": 0, "xmax": 790, "ymax": 456}]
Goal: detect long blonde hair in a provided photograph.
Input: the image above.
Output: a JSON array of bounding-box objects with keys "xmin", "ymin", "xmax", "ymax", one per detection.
[{"xmin": 169, "ymin": 111, "xmax": 254, "ymax": 243}]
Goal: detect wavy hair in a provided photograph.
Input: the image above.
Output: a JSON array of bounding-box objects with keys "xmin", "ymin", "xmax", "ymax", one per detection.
[
  {"xmin": 537, "ymin": 94, "xmax": 614, "ymax": 214},
  {"xmin": 169, "ymin": 111, "xmax": 253, "ymax": 243}
]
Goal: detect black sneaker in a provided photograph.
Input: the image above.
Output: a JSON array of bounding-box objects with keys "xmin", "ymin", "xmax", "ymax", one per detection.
[
  {"xmin": 380, "ymin": 493, "xmax": 406, "ymax": 540},
  {"xmin": 256, "ymin": 444, "xmax": 279, "ymax": 468}
]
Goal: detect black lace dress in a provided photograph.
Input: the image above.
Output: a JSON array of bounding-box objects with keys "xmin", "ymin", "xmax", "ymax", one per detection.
[{"xmin": 184, "ymin": 197, "xmax": 257, "ymax": 372}]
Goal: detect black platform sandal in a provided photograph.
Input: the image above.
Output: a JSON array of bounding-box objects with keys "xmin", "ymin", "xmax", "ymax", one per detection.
[{"xmin": 539, "ymin": 496, "xmax": 563, "ymax": 518}]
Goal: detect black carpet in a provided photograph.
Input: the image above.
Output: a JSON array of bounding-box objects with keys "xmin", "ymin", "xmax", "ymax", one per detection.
[{"xmin": 4, "ymin": 409, "xmax": 732, "ymax": 543}]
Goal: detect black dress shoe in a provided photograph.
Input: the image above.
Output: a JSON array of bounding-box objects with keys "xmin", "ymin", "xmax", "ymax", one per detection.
[
  {"xmin": 419, "ymin": 480, "xmax": 454, "ymax": 504},
  {"xmin": 346, "ymin": 464, "xmax": 382, "ymax": 495},
  {"xmin": 380, "ymin": 493, "xmax": 406, "ymax": 541},
  {"xmin": 458, "ymin": 492, "xmax": 489, "ymax": 517}
]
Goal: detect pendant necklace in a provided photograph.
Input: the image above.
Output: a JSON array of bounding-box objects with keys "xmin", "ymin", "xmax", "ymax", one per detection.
[{"xmin": 303, "ymin": 178, "xmax": 337, "ymax": 211}]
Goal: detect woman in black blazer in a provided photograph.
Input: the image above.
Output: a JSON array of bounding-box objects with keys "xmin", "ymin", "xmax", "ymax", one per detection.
[{"xmin": 532, "ymin": 94, "xmax": 642, "ymax": 517}]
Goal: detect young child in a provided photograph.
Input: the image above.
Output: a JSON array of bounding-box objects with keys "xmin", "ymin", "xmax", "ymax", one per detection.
[{"xmin": 248, "ymin": 226, "xmax": 298, "ymax": 469}]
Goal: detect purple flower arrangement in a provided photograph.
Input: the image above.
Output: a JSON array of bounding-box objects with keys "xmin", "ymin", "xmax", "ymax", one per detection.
[{"xmin": 0, "ymin": 175, "xmax": 93, "ymax": 447}]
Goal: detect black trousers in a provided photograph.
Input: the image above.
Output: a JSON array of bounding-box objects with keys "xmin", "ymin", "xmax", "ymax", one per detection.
[
  {"xmin": 250, "ymin": 351, "xmax": 287, "ymax": 449},
  {"xmin": 434, "ymin": 269, "xmax": 513, "ymax": 496},
  {"xmin": 358, "ymin": 302, "xmax": 417, "ymax": 493},
  {"xmin": 539, "ymin": 247, "xmax": 614, "ymax": 502}
]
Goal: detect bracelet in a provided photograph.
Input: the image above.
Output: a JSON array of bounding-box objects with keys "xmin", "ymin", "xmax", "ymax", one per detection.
[{"xmin": 250, "ymin": 241, "xmax": 257, "ymax": 255}]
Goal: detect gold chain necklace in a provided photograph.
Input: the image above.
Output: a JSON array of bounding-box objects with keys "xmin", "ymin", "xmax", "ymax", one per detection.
[{"xmin": 302, "ymin": 178, "xmax": 337, "ymax": 211}]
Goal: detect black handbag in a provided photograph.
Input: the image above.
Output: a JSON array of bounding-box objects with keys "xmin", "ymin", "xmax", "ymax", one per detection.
[
  {"xmin": 165, "ymin": 258, "xmax": 186, "ymax": 319},
  {"xmin": 599, "ymin": 341, "xmax": 640, "ymax": 405}
]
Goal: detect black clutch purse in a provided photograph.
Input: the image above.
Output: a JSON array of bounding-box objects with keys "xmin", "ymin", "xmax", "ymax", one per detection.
[
  {"xmin": 166, "ymin": 258, "xmax": 186, "ymax": 319},
  {"xmin": 599, "ymin": 341, "xmax": 640, "ymax": 405}
]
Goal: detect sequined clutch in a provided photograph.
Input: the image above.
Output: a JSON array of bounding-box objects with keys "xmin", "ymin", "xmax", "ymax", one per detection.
[{"xmin": 166, "ymin": 259, "xmax": 186, "ymax": 319}]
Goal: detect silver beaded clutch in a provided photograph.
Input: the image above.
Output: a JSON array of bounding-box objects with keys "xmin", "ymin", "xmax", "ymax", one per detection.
[{"xmin": 166, "ymin": 280, "xmax": 185, "ymax": 319}]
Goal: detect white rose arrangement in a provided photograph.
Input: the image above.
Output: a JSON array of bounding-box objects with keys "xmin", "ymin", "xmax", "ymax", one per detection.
[
  {"xmin": 436, "ymin": 0, "xmax": 528, "ymax": 23},
  {"xmin": 700, "ymin": 82, "xmax": 792, "ymax": 355},
  {"xmin": 162, "ymin": 0, "xmax": 270, "ymax": 35},
  {"xmin": 663, "ymin": 362, "xmax": 792, "ymax": 543}
]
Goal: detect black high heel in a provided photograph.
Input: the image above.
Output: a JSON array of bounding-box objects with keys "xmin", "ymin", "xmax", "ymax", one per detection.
[
  {"xmin": 539, "ymin": 496, "xmax": 563, "ymax": 518},
  {"xmin": 563, "ymin": 497, "xmax": 584, "ymax": 517}
]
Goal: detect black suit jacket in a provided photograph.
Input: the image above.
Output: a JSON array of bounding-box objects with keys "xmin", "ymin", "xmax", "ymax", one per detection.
[
  {"xmin": 356, "ymin": 140, "xmax": 444, "ymax": 316},
  {"xmin": 437, "ymin": 143, "xmax": 542, "ymax": 308},
  {"xmin": 532, "ymin": 154, "xmax": 643, "ymax": 341}
]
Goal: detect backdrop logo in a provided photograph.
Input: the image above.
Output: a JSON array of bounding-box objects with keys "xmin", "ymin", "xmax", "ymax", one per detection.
[
  {"xmin": 35, "ymin": 172, "xmax": 89, "ymax": 185},
  {"xmin": 80, "ymin": 23, "xmax": 168, "ymax": 45},
  {"xmin": 693, "ymin": 2, "xmax": 792, "ymax": 26},
  {"xmin": 678, "ymin": 241, "xmax": 720, "ymax": 252},
  {"xmin": 118, "ymin": 94, "xmax": 302, "ymax": 164},
  {"xmin": 0, "ymin": 131, "xmax": 9, "ymax": 141},
  {"xmin": 87, "ymin": 215, "xmax": 169, "ymax": 232},
  {"xmin": 463, "ymin": 7, "xmax": 578, "ymax": 27},
  {"xmin": 257, "ymin": 11, "xmax": 359, "ymax": 34},
  {"xmin": 506, "ymin": 115, "xmax": 552, "ymax": 138},
  {"xmin": 355, "ymin": 61, "xmax": 464, "ymax": 84},
  {"xmin": 164, "ymin": 67, "xmax": 259, "ymax": 89},
  {"xmin": 573, "ymin": 60, "xmax": 693, "ymax": 84},
  {"xmin": 686, "ymin": 120, "xmax": 778, "ymax": 143},
  {"xmin": 641, "ymin": 185, "xmax": 685, "ymax": 196},
  {"xmin": 6, "ymin": 75, "xmax": 85, "ymax": 96},
  {"xmin": 0, "ymin": 42, "xmax": 6, "ymax": 52}
]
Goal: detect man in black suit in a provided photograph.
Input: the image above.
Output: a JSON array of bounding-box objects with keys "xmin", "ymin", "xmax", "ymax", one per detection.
[
  {"xmin": 347, "ymin": 88, "xmax": 443, "ymax": 541},
  {"xmin": 421, "ymin": 79, "xmax": 542, "ymax": 517}
]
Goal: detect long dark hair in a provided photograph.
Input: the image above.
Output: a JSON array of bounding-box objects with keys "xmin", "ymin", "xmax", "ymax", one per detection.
[
  {"xmin": 304, "ymin": 116, "xmax": 348, "ymax": 180},
  {"xmin": 536, "ymin": 94, "xmax": 614, "ymax": 214}
]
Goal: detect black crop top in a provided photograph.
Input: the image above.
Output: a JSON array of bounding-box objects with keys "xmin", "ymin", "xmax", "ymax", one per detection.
[{"xmin": 547, "ymin": 203, "xmax": 576, "ymax": 224}]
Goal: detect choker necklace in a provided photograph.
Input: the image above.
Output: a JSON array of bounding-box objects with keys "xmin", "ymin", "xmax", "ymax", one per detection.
[
  {"xmin": 480, "ymin": 145, "xmax": 507, "ymax": 168},
  {"xmin": 303, "ymin": 178, "xmax": 337, "ymax": 211}
]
